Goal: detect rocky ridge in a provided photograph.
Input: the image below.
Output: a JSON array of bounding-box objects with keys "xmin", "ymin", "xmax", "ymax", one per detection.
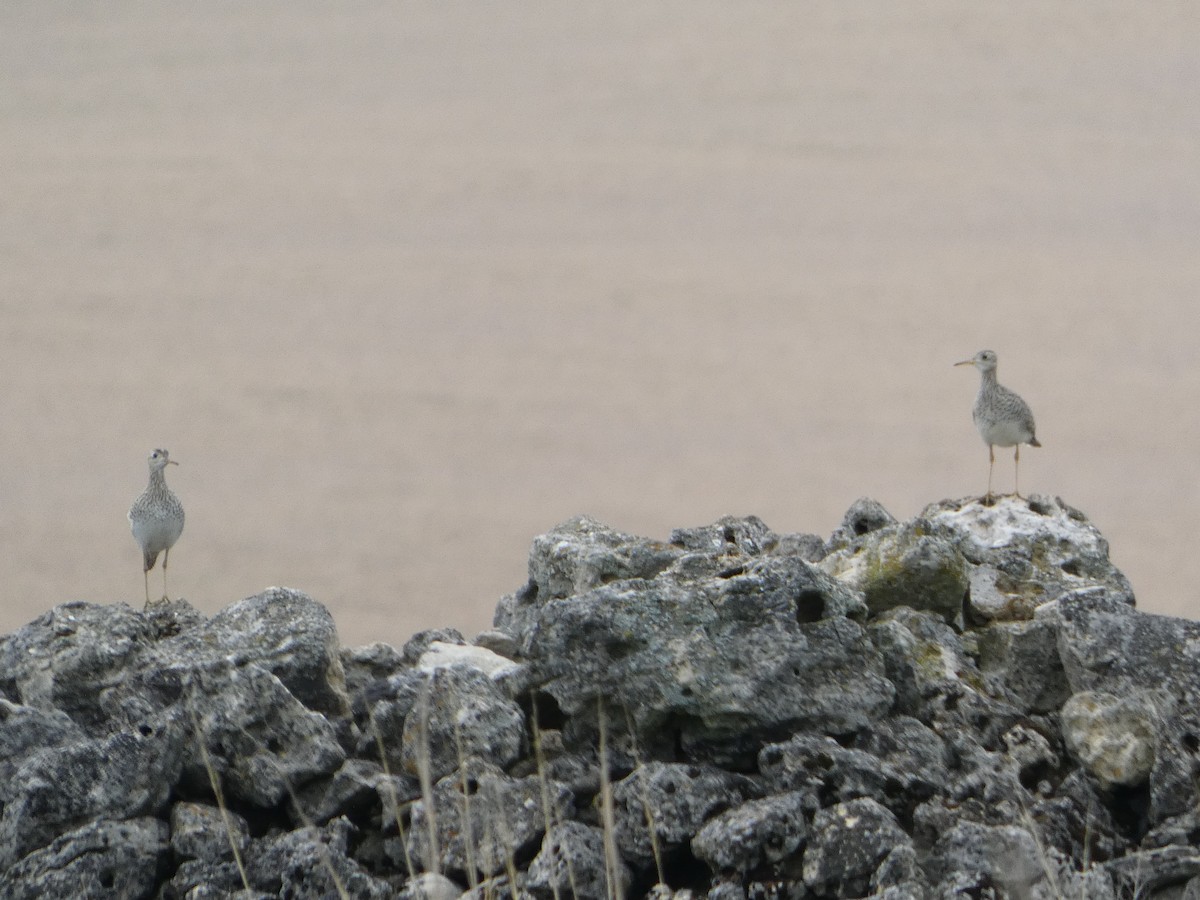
[{"xmin": 1, "ymin": 495, "xmax": 1199, "ymax": 898}]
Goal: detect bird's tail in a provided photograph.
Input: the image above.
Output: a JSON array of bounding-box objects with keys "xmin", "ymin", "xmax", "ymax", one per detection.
[
  {"xmin": 1029, "ymin": 437, "xmax": 1042, "ymax": 447},
  {"xmin": 143, "ymin": 550, "xmax": 161, "ymax": 573}
]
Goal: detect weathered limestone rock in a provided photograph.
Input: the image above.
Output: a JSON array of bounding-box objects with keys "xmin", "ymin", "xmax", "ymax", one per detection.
[
  {"xmin": 1049, "ymin": 588, "xmax": 1200, "ymax": 824},
  {"xmin": 0, "ymin": 496, "xmax": 1195, "ymax": 899},
  {"xmin": 500, "ymin": 518, "xmax": 893, "ymax": 763},
  {"xmin": 926, "ymin": 494, "xmax": 1133, "ymax": 618},
  {"xmin": 398, "ymin": 664, "xmax": 526, "ymax": 780},
  {"xmin": 0, "ymin": 818, "xmax": 170, "ymax": 900},
  {"xmin": 610, "ymin": 762, "xmax": 759, "ymax": 865},
  {"xmin": 170, "ymin": 801, "xmax": 250, "ymax": 865},
  {"xmin": 692, "ymin": 791, "xmax": 810, "ymax": 874},
  {"xmin": 405, "ymin": 761, "xmax": 573, "ymax": 880},
  {"xmin": 821, "ymin": 518, "xmax": 969, "ymax": 622},
  {"xmin": 801, "ymin": 798, "xmax": 910, "ymax": 897},
  {"xmin": 0, "ymin": 723, "xmax": 183, "ymax": 868},
  {"xmin": 527, "ymin": 821, "xmax": 630, "ymax": 900},
  {"xmin": 1061, "ymin": 690, "xmax": 1158, "ymax": 788}
]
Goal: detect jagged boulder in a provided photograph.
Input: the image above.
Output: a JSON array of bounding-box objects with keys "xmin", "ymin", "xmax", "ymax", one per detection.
[{"xmin": 498, "ymin": 517, "xmax": 892, "ymax": 764}]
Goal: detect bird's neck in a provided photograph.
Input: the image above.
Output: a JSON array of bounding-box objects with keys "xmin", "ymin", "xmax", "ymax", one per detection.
[
  {"xmin": 979, "ymin": 369, "xmax": 998, "ymax": 389},
  {"xmin": 148, "ymin": 469, "xmax": 168, "ymax": 491}
]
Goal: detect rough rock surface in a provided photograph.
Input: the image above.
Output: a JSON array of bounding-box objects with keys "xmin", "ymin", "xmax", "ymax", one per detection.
[{"xmin": 0, "ymin": 496, "xmax": 1197, "ymax": 899}]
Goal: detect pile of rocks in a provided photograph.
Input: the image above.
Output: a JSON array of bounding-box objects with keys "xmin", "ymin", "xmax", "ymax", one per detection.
[{"xmin": 1, "ymin": 495, "xmax": 1198, "ymax": 899}]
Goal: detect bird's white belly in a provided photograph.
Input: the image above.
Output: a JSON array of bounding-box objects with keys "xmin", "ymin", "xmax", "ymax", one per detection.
[
  {"xmin": 976, "ymin": 418, "xmax": 1031, "ymax": 447},
  {"xmin": 131, "ymin": 516, "xmax": 184, "ymax": 552}
]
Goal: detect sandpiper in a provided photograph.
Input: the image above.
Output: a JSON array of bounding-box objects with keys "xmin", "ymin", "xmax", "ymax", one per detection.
[
  {"xmin": 955, "ymin": 350, "xmax": 1041, "ymax": 502},
  {"xmin": 128, "ymin": 448, "xmax": 185, "ymax": 604}
]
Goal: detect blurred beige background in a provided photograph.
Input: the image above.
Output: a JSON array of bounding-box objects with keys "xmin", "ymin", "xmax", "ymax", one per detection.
[{"xmin": 2, "ymin": 3, "xmax": 1197, "ymax": 648}]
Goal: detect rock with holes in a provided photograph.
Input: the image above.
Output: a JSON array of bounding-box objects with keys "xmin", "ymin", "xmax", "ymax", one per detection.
[
  {"xmin": 0, "ymin": 817, "xmax": 170, "ymax": 900},
  {"xmin": 610, "ymin": 762, "xmax": 759, "ymax": 867},
  {"xmin": 404, "ymin": 760, "xmax": 573, "ymax": 880},
  {"xmin": 1049, "ymin": 588, "xmax": 1200, "ymax": 825},
  {"xmin": 244, "ymin": 817, "xmax": 394, "ymax": 899},
  {"xmin": 0, "ymin": 601, "xmax": 157, "ymax": 734},
  {"xmin": 527, "ymin": 820, "xmax": 630, "ymax": 900},
  {"xmin": 136, "ymin": 587, "xmax": 350, "ymax": 720},
  {"xmin": 924, "ymin": 495, "xmax": 1134, "ymax": 618},
  {"xmin": 758, "ymin": 732, "xmax": 942, "ymax": 821},
  {"xmin": 181, "ymin": 662, "xmax": 346, "ymax": 808},
  {"xmin": 290, "ymin": 757, "xmax": 419, "ymax": 828},
  {"xmin": 801, "ymin": 798, "xmax": 910, "ymax": 896},
  {"xmin": 501, "ymin": 516, "xmax": 891, "ymax": 765},
  {"xmin": 692, "ymin": 791, "xmax": 812, "ymax": 874},
  {"xmin": 820, "ymin": 515, "xmax": 969, "ymax": 623},
  {"xmin": 826, "ymin": 497, "xmax": 898, "ymax": 552},
  {"xmin": 396, "ymin": 662, "xmax": 526, "ymax": 781},
  {"xmin": 0, "ymin": 720, "xmax": 184, "ymax": 868},
  {"xmin": 868, "ymin": 607, "xmax": 1008, "ymax": 724}
]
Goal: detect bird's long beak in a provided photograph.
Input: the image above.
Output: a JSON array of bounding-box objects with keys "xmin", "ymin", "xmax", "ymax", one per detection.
[
  {"xmin": 953, "ymin": 359, "xmax": 974, "ymax": 367},
  {"xmin": 167, "ymin": 460, "xmax": 179, "ymax": 465}
]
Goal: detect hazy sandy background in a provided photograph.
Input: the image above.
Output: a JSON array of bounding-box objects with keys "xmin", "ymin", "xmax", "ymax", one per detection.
[{"xmin": 2, "ymin": 3, "xmax": 1198, "ymax": 648}]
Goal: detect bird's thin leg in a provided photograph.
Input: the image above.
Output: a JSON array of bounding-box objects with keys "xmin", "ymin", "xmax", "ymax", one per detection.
[
  {"xmin": 985, "ymin": 445, "xmax": 995, "ymax": 503},
  {"xmin": 1014, "ymin": 445, "xmax": 1022, "ymax": 498},
  {"xmin": 162, "ymin": 549, "xmax": 170, "ymax": 602},
  {"xmin": 143, "ymin": 569, "xmax": 151, "ymax": 605}
]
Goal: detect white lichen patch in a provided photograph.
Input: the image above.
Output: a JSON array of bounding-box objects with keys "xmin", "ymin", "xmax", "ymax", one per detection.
[
  {"xmin": 417, "ymin": 641, "xmax": 521, "ymax": 679},
  {"xmin": 929, "ymin": 495, "xmax": 1105, "ymax": 559}
]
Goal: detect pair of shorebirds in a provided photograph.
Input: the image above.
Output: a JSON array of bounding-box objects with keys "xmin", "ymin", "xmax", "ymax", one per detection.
[{"xmin": 124, "ymin": 351, "xmax": 1038, "ymax": 602}]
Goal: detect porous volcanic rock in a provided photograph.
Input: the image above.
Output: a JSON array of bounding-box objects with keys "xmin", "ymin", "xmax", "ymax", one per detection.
[{"xmin": 0, "ymin": 496, "xmax": 1194, "ymax": 900}]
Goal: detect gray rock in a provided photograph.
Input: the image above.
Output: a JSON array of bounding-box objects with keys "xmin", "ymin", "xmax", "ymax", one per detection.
[
  {"xmin": 510, "ymin": 545, "xmax": 892, "ymax": 762},
  {"xmin": 692, "ymin": 791, "xmax": 810, "ymax": 874},
  {"xmin": 183, "ymin": 662, "xmax": 346, "ymax": 808},
  {"xmin": 924, "ymin": 495, "xmax": 1134, "ymax": 616},
  {"xmin": 0, "ymin": 817, "xmax": 169, "ymax": 900},
  {"xmin": 527, "ymin": 820, "xmax": 630, "ymax": 900},
  {"xmin": 0, "ymin": 699, "xmax": 86, "ymax": 784},
  {"xmin": 0, "ymin": 722, "xmax": 183, "ymax": 867},
  {"xmin": 869, "ymin": 606, "xmax": 1021, "ymax": 742},
  {"xmin": 244, "ymin": 817, "xmax": 394, "ymax": 899},
  {"xmin": 398, "ymin": 664, "xmax": 526, "ymax": 780},
  {"xmin": 520, "ymin": 513, "xmax": 681, "ymax": 603},
  {"xmin": 973, "ymin": 617, "xmax": 1071, "ymax": 713},
  {"xmin": 770, "ymin": 531, "xmax": 827, "ymax": 562},
  {"xmin": 0, "ymin": 601, "xmax": 155, "ymax": 734},
  {"xmin": 1103, "ymin": 846, "xmax": 1200, "ymax": 898},
  {"xmin": 868, "ymin": 843, "xmax": 927, "ymax": 896},
  {"xmin": 610, "ymin": 761, "xmax": 759, "ymax": 866},
  {"xmin": 291, "ymin": 757, "xmax": 419, "ymax": 827},
  {"xmin": 827, "ymin": 497, "xmax": 898, "ymax": 550},
  {"xmin": 341, "ymin": 641, "xmax": 406, "ymax": 700},
  {"xmin": 1061, "ymin": 690, "xmax": 1157, "ymax": 788},
  {"xmin": 759, "ymin": 732, "xmax": 937, "ymax": 818},
  {"xmin": 821, "ymin": 517, "xmax": 969, "ymax": 622},
  {"xmin": 668, "ymin": 515, "xmax": 779, "ymax": 555},
  {"xmin": 405, "ymin": 760, "xmax": 572, "ymax": 879},
  {"xmin": 170, "ymin": 801, "xmax": 250, "ymax": 863},
  {"xmin": 148, "ymin": 587, "xmax": 350, "ymax": 718},
  {"xmin": 1049, "ymin": 589, "xmax": 1200, "ymax": 824},
  {"xmin": 928, "ymin": 821, "xmax": 1046, "ymax": 897},
  {"xmin": 801, "ymin": 798, "xmax": 909, "ymax": 896}
]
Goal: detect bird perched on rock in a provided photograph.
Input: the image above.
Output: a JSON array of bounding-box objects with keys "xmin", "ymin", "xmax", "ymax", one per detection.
[
  {"xmin": 955, "ymin": 350, "xmax": 1040, "ymax": 502},
  {"xmin": 129, "ymin": 448, "xmax": 185, "ymax": 604}
]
